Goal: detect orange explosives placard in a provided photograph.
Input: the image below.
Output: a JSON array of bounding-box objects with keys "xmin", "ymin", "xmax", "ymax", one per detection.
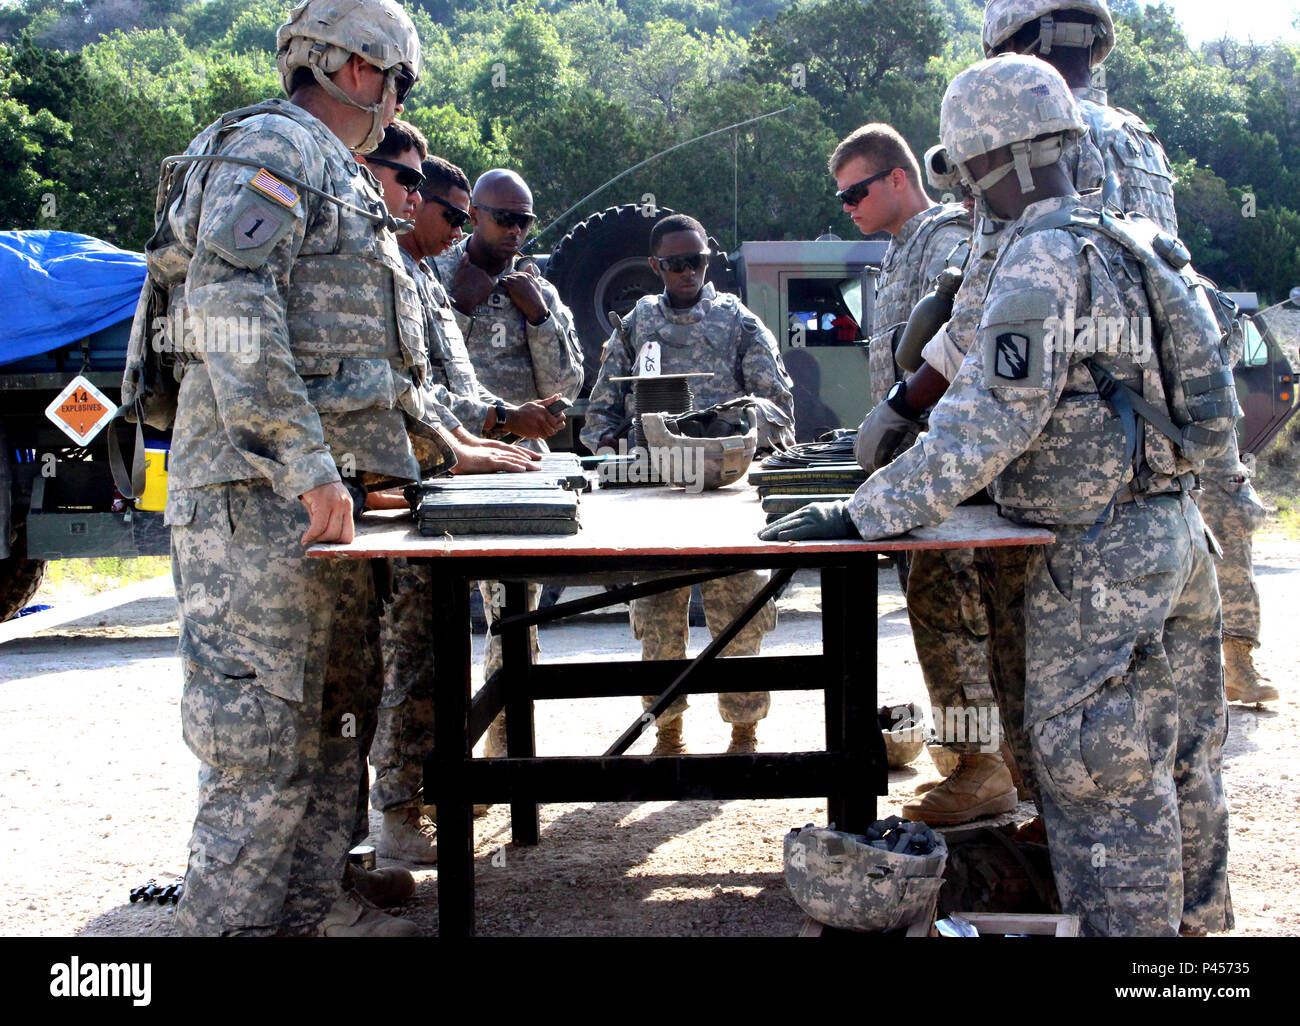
[{"xmin": 45, "ymin": 375, "xmax": 118, "ymax": 445}]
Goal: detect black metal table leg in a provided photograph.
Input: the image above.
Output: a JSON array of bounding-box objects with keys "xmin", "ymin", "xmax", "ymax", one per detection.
[
  {"xmin": 821, "ymin": 566, "xmax": 847, "ymax": 830},
  {"xmin": 841, "ymin": 554, "xmax": 884, "ymax": 833},
  {"xmin": 503, "ymin": 580, "xmax": 540, "ymax": 845},
  {"xmin": 430, "ymin": 570, "xmax": 474, "ymax": 937}
]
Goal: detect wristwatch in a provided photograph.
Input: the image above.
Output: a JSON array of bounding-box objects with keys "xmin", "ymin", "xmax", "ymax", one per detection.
[
  {"xmin": 885, "ymin": 379, "xmax": 921, "ymax": 420},
  {"xmin": 494, "ymin": 399, "xmax": 510, "ymax": 430}
]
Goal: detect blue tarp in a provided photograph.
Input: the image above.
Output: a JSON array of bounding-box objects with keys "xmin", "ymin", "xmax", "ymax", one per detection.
[{"xmin": 2, "ymin": 230, "xmax": 146, "ymax": 365}]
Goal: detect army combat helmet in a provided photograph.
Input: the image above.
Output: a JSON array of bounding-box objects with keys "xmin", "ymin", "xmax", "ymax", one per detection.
[
  {"xmin": 923, "ymin": 144, "xmax": 963, "ymax": 195},
  {"xmin": 276, "ymin": 0, "xmax": 421, "ymax": 154},
  {"xmin": 940, "ymin": 54, "xmax": 1086, "ymax": 200},
  {"xmin": 982, "ymin": 0, "xmax": 1115, "ymax": 67}
]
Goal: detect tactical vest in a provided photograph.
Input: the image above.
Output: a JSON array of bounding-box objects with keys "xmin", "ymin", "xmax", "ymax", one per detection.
[
  {"xmin": 1075, "ymin": 90, "xmax": 1179, "ymax": 235},
  {"xmin": 989, "ymin": 205, "xmax": 1236, "ymax": 523},
  {"xmin": 118, "ymin": 99, "xmax": 443, "ymax": 494},
  {"xmin": 869, "ymin": 205, "xmax": 971, "ymax": 403}
]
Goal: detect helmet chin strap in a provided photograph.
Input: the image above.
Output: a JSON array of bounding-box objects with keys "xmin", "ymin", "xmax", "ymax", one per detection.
[
  {"xmin": 962, "ymin": 134, "xmax": 1071, "ymax": 205},
  {"xmin": 307, "ymin": 49, "xmax": 395, "ymax": 154},
  {"xmin": 1015, "ymin": 14, "xmax": 1105, "ymax": 57}
]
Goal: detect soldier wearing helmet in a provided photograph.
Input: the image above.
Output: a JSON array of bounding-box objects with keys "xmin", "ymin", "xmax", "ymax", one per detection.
[
  {"xmin": 985, "ymin": 3, "xmax": 1277, "ymax": 698},
  {"xmin": 154, "ymin": 0, "xmax": 448, "ymax": 937},
  {"xmin": 763, "ymin": 55, "xmax": 1232, "ymax": 937},
  {"xmin": 831, "ymin": 125, "xmax": 1019, "ymax": 828},
  {"xmin": 582, "ymin": 213, "xmax": 796, "ymax": 757}
]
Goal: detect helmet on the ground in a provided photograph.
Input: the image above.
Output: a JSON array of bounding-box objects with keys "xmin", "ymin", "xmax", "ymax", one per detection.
[
  {"xmin": 639, "ymin": 405, "xmax": 758, "ymax": 491},
  {"xmin": 784, "ymin": 823, "xmax": 949, "ymax": 932},
  {"xmin": 940, "ymin": 54, "xmax": 1086, "ymax": 195},
  {"xmin": 982, "ymin": 0, "xmax": 1115, "ymax": 67},
  {"xmin": 276, "ymin": 0, "xmax": 421, "ymax": 152}
]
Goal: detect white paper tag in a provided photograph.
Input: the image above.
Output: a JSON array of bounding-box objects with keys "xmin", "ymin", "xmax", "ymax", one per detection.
[{"xmin": 637, "ymin": 339, "xmax": 661, "ymax": 377}]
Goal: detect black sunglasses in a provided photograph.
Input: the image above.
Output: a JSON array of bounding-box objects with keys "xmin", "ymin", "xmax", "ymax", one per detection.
[
  {"xmin": 422, "ymin": 191, "xmax": 470, "ymax": 229},
  {"xmin": 835, "ymin": 167, "xmax": 896, "ymax": 207},
  {"xmin": 653, "ymin": 252, "xmax": 710, "ymax": 274},
  {"xmin": 365, "ymin": 155, "xmax": 424, "ymax": 194},
  {"xmin": 476, "ymin": 205, "xmax": 537, "ymax": 231},
  {"xmin": 391, "ymin": 66, "xmax": 416, "ymax": 105}
]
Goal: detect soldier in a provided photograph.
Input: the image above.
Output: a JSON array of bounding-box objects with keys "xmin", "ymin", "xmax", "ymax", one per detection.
[
  {"xmin": 982, "ymin": 0, "xmax": 1277, "ymax": 704},
  {"xmin": 360, "ymin": 126, "xmax": 561, "ymax": 862},
  {"xmin": 832, "ymin": 124, "xmax": 1018, "ymax": 825},
  {"xmin": 432, "ymin": 169, "xmax": 584, "ymax": 758},
  {"xmin": 151, "ymin": 0, "xmax": 453, "ymax": 936},
  {"xmin": 763, "ymin": 55, "xmax": 1233, "ymax": 937},
  {"xmin": 582, "ymin": 213, "xmax": 796, "ymax": 754}
]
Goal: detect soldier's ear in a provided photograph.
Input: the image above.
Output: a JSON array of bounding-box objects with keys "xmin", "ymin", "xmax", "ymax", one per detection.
[{"xmin": 647, "ymin": 255, "xmax": 664, "ymax": 281}]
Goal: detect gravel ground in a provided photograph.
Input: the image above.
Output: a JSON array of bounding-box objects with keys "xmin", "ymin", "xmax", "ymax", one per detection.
[{"xmin": 1, "ymin": 538, "xmax": 1296, "ymax": 937}]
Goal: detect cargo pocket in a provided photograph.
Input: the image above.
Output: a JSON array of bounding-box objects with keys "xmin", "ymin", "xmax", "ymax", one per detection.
[
  {"xmin": 189, "ymin": 821, "xmax": 247, "ymax": 873},
  {"xmin": 1034, "ymin": 671, "xmax": 1153, "ymax": 803},
  {"xmin": 181, "ymin": 658, "xmax": 299, "ymax": 780},
  {"xmin": 1098, "ymin": 852, "xmax": 1180, "ymax": 937}
]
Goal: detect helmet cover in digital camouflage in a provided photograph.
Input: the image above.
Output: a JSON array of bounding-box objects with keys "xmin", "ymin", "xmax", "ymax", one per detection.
[
  {"xmin": 940, "ymin": 54, "xmax": 1086, "ymax": 198},
  {"xmin": 982, "ymin": 0, "xmax": 1115, "ymax": 66},
  {"xmin": 639, "ymin": 407, "xmax": 758, "ymax": 491},
  {"xmin": 276, "ymin": 0, "xmax": 421, "ymax": 152},
  {"xmin": 784, "ymin": 824, "xmax": 948, "ymax": 932}
]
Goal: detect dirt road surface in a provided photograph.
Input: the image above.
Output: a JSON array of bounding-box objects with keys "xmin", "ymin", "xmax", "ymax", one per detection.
[{"xmin": 1, "ymin": 537, "xmax": 1296, "ymax": 937}]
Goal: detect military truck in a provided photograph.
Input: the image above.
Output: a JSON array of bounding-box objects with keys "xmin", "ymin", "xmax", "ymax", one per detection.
[
  {"xmin": 543, "ymin": 203, "xmax": 1298, "ymax": 453},
  {"xmin": 2, "ymin": 214, "xmax": 1296, "ymax": 620}
]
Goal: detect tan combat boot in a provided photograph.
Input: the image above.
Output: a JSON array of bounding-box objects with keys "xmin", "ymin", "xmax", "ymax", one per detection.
[
  {"xmin": 343, "ymin": 861, "xmax": 415, "ymax": 909},
  {"xmin": 317, "ymin": 890, "xmax": 421, "ymax": 937},
  {"xmin": 726, "ymin": 722, "xmax": 758, "ymax": 754},
  {"xmin": 1223, "ymin": 637, "xmax": 1278, "ymax": 704},
  {"xmin": 651, "ymin": 716, "xmax": 686, "ymax": 756},
  {"xmin": 901, "ymin": 752, "xmax": 1018, "ymax": 826},
  {"xmin": 377, "ymin": 807, "xmax": 438, "ymax": 865}
]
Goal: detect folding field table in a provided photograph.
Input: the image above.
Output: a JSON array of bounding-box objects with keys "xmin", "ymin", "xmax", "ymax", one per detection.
[{"xmin": 312, "ymin": 486, "xmax": 1051, "ymax": 936}]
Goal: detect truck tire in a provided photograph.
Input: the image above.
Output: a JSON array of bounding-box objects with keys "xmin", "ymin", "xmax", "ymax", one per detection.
[
  {"xmin": 546, "ymin": 204, "xmax": 737, "ymax": 393},
  {"xmin": 0, "ymin": 526, "xmax": 47, "ymax": 622}
]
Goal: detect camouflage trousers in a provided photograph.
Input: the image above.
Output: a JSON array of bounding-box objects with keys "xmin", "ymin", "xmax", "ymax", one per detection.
[
  {"xmin": 368, "ymin": 570, "xmax": 541, "ymax": 811},
  {"xmin": 631, "ymin": 571, "xmax": 776, "ymax": 724},
  {"xmin": 907, "ymin": 545, "xmax": 1036, "ymax": 792},
  {"xmin": 168, "ymin": 482, "xmax": 380, "ymax": 937},
  {"xmin": 1025, "ymin": 493, "xmax": 1231, "ymax": 937},
  {"xmin": 1194, "ymin": 444, "xmax": 1267, "ymax": 644},
  {"xmin": 370, "ymin": 558, "xmax": 437, "ymax": 813}
]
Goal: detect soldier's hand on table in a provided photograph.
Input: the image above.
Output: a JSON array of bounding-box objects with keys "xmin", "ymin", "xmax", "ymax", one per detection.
[
  {"xmin": 449, "ymin": 435, "xmax": 539, "ymax": 474},
  {"xmin": 499, "ymin": 269, "xmax": 549, "ymax": 324},
  {"xmin": 300, "ymin": 481, "xmax": 355, "ymax": 545},
  {"xmin": 855, "ymin": 401, "xmax": 923, "ymax": 473},
  {"xmin": 508, "ymin": 395, "xmax": 566, "ymax": 438},
  {"xmin": 364, "ymin": 488, "xmax": 410, "ymax": 511},
  {"xmin": 758, "ymin": 501, "xmax": 857, "ymax": 541},
  {"xmin": 447, "ymin": 254, "xmax": 496, "ymax": 314}
]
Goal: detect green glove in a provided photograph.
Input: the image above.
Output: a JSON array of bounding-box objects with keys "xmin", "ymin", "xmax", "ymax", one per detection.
[{"xmin": 758, "ymin": 501, "xmax": 857, "ymax": 541}]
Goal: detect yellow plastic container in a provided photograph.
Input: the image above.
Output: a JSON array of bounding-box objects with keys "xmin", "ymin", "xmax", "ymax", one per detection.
[{"xmin": 137, "ymin": 443, "xmax": 170, "ymax": 512}]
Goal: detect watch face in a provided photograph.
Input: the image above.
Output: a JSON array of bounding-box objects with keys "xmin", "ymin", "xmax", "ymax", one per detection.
[{"xmin": 887, "ymin": 381, "xmax": 903, "ymax": 401}]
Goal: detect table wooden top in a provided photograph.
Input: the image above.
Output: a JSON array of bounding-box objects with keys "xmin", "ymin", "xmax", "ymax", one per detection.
[{"xmin": 308, "ymin": 481, "xmax": 1053, "ymax": 561}]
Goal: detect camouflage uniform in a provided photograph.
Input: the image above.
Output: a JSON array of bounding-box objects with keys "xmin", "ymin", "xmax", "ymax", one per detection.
[
  {"xmin": 869, "ymin": 203, "xmax": 1001, "ymax": 759},
  {"xmin": 583, "ymin": 283, "xmax": 795, "ymax": 723},
  {"xmin": 431, "ymin": 240, "xmax": 580, "ymax": 706},
  {"xmin": 159, "ymin": 99, "xmax": 452, "ymax": 935},
  {"xmin": 845, "ymin": 183, "xmax": 1231, "ymax": 935}
]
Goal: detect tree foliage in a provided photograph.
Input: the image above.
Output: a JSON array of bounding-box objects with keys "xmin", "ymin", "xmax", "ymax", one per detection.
[{"xmin": 0, "ymin": 0, "xmax": 1294, "ymax": 301}]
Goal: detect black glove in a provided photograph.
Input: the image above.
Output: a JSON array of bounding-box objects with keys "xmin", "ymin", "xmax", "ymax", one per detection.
[
  {"xmin": 758, "ymin": 501, "xmax": 857, "ymax": 541},
  {"xmin": 854, "ymin": 401, "xmax": 923, "ymax": 473}
]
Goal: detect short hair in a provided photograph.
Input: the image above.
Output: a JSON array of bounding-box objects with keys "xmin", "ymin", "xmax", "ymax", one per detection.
[
  {"xmin": 418, "ymin": 156, "xmax": 471, "ymax": 199},
  {"xmin": 828, "ymin": 123, "xmax": 921, "ymax": 188},
  {"xmin": 371, "ymin": 119, "xmax": 428, "ymax": 161},
  {"xmin": 650, "ymin": 213, "xmax": 708, "ymax": 255}
]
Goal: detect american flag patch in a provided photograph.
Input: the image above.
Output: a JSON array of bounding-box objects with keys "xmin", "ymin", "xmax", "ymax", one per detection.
[{"xmin": 249, "ymin": 168, "xmax": 299, "ymax": 208}]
